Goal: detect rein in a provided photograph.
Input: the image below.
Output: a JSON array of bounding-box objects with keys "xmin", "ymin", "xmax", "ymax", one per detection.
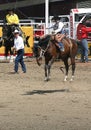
[
  {"xmin": 38, "ymin": 43, "xmax": 50, "ymax": 58},
  {"xmin": 38, "ymin": 46, "xmax": 45, "ymax": 57}
]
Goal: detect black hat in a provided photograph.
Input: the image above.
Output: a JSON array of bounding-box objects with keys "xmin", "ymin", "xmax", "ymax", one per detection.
[
  {"xmin": 7, "ymin": 8, "xmax": 14, "ymax": 12},
  {"xmin": 51, "ymin": 16, "xmax": 60, "ymax": 21},
  {"xmin": 82, "ymin": 15, "xmax": 91, "ymax": 27}
]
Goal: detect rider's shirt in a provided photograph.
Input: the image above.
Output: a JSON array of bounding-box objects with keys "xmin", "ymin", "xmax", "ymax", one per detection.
[
  {"xmin": 48, "ymin": 21, "xmax": 64, "ymax": 34},
  {"xmin": 6, "ymin": 13, "xmax": 19, "ymax": 25},
  {"xmin": 53, "ymin": 22, "xmax": 64, "ymax": 34},
  {"xmin": 14, "ymin": 35, "xmax": 24, "ymax": 51}
]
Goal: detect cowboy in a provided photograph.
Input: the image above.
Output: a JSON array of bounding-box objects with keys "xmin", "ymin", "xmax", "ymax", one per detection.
[
  {"xmin": 77, "ymin": 19, "xmax": 91, "ymax": 63},
  {"xmin": 5, "ymin": 8, "xmax": 25, "ymax": 37},
  {"xmin": 6, "ymin": 8, "xmax": 19, "ymax": 25},
  {"xmin": 3, "ymin": 8, "xmax": 20, "ymax": 37},
  {"xmin": 4, "ymin": 8, "xmax": 26, "ymax": 42},
  {"xmin": 48, "ymin": 16, "xmax": 65, "ymax": 52},
  {"xmin": 12, "ymin": 29, "xmax": 26, "ymax": 73}
]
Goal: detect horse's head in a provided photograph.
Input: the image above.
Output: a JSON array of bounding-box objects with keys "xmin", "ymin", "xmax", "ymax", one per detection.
[
  {"xmin": 2, "ymin": 25, "xmax": 15, "ymax": 40},
  {"xmin": 34, "ymin": 35, "xmax": 51, "ymax": 66},
  {"xmin": 33, "ymin": 43, "xmax": 43, "ymax": 66}
]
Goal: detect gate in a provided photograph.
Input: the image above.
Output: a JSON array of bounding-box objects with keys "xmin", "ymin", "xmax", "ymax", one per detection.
[{"xmin": 0, "ymin": 19, "xmax": 45, "ymax": 59}]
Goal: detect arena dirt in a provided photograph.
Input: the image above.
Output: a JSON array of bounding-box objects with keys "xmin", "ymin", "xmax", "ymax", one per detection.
[{"xmin": 0, "ymin": 58, "xmax": 91, "ymax": 130}]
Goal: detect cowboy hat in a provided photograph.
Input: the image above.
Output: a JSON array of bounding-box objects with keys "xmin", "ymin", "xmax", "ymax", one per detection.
[
  {"xmin": 51, "ymin": 16, "xmax": 60, "ymax": 21},
  {"xmin": 7, "ymin": 8, "xmax": 14, "ymax": 12},
  {"xmin": 14, "ymin": 29, "xmax": 19, "ymax": 34}
]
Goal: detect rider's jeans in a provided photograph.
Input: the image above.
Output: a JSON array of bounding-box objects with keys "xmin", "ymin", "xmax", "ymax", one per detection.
[
  {"xmin": 81, "ymin": 38, "xmax": 88, "ymax": 62},
  {"xmin": 58, "ymin": 42, "xmax": 64, "ymax": 51}
]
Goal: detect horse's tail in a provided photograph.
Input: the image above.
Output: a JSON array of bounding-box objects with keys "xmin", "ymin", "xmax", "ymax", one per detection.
[
  {"xmin": 68, "ymin": 38, "xmax": 73, "ymax": 56},
  {"xmin": 69, "ymin": 38, "xmax": 78, "ymax": 58}
]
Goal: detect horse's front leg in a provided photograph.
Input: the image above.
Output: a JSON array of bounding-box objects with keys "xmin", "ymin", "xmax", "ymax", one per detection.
[
  {"xmin": 44, "ymin": 64, "xmax": 49, "ymax": 81},
  {"xmin": 64, "ymin": 59, "xmax": 69, "ymax": 81},
  {"xmin": 44, "ymin": 57, "xmax": 54, "ymax": 81}
]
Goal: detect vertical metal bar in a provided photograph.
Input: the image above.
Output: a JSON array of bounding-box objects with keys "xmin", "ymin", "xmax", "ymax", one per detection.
[{"xmin": 45, "ymin": 0, "xmax": 49, "ymax": 34}]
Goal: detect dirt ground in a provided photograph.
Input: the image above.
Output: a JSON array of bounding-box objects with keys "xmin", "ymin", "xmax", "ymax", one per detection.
[{"xmin": 0, "ymin": 57, "xmax": 91, "ymax": 130}]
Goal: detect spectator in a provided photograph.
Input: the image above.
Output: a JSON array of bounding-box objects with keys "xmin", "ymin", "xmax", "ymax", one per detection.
[
  {"xmin": 77, "ymin": 22, "xmax": 91, "ymax": 62},
  {"xmin": 34, "ymin": 24, "xmax": 44, "ymax": 40},
  {"xmin": 33, "ymin": 24, "xmax": 44, "ymax": 57}
]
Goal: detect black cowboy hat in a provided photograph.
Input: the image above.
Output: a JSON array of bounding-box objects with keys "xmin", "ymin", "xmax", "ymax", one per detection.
[
  {"xmin": 7, "ymin": 8, "xmax": 14, "ymax": 12},
  {"xmin": 51, "ymin": 16, "xmax": 60, "ymax": 21},
  {"xmin": 82, "ymin": 14, "xmax": 91, "ymax": 27}
]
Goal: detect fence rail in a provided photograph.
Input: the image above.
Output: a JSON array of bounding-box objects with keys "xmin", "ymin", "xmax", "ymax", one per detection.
[{"xmin": 0, "ymin": 19, "xmax": 46, "ymax": 35}]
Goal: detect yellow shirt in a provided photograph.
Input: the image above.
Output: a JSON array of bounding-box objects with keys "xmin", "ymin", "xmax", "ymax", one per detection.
[{"xmin": 6, "ymin": 13, "xmax": 19, "ymax": 25}]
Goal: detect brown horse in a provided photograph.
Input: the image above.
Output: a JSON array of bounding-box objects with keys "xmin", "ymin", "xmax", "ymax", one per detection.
[{"xmin": 35, "ymin": 35, "xmax": 78, "ymax": 81}]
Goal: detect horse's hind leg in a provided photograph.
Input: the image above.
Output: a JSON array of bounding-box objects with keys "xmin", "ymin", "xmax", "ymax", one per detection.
[
  {"xmin": 70, "ymin": 58, "xmax": 76, "ymax": 81},
  {"xmin": 64, "ymin": 59, "xmax": 69, "ymax": 81}
]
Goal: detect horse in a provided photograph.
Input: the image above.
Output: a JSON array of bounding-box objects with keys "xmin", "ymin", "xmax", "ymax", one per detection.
[
  {"xmin": 0, "ymin": 24, "xmax": 30, "ymax": 61},
  {"xmin": 34, "ymin": 34, "xmax": 78, "ymax": 81}
]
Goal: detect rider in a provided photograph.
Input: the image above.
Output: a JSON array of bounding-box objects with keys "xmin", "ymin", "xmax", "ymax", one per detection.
[
  {"xmin": 6, "ymin": 8, "xmax": 19, "ymax": 25},
  {"xmin": 48, "ymin": 16, "xmax": 65, "ymax": 52},
  {"xmin": 3, "ymin": 8, "xmax": 19, "ymax": 36},
  {"xmin": 3, "ymin": 8, "xmax": 29, "ymax": 46},
  {"xmin": 4, "ymin": 8, "xmax": 23, "ymax": 35}
]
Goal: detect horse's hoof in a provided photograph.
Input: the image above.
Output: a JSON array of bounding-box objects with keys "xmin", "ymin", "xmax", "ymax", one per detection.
[
  {"xmin": 70, "ymin": 79, "xmax": 74, "ymax": 82},
  {"xmin": 44, "ymin": 77, "xmax": 49, "ymax": 81},
  {"xmin": 70, "ymin": 76, "xmax": 74, "ymax": 82},
  {"xmin": 64, "ymin": 76, "xmax": 68, "ymax": 82},
  {"xmin": 64, "ymin": 79, "xmax": 67, "ymax": 82}
]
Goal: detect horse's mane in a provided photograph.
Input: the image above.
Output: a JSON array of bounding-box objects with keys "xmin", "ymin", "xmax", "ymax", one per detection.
[{"xmin": 38, "ymin": 35, "xmax": 51, "ymax": 49}]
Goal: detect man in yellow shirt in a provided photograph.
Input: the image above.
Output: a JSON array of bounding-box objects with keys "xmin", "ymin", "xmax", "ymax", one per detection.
[
  {"xmin": 4, "ymin": 9, "xmax": 20, "ymax": 37},
  {"xmin": 6, "ymin": 8, "xmax": 19, "ymax": 25}
]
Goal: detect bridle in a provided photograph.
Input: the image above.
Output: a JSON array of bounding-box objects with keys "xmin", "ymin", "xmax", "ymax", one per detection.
[
  {"xmin": 36, "ymin": 35, "xmax": 51, "ymax": 59},
  {"xmin": 37, "ymin": 46, "xmax": 46, "ymax": 58}
]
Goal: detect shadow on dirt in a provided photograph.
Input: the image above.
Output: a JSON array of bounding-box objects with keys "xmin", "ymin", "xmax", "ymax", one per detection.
[{"xmin": 23, "ymin": 89, "xmax": 70, "ymax": 96}]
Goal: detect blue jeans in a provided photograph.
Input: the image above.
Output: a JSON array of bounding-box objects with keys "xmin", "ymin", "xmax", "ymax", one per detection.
[
  {"xmin": 14, "ymin": 49, "xmax": 26, "ymax": 72},
  {"xmin": 81, "ymin": 39, "xmax": 88, "ymax": 62},
  {"xmin": 58, "ymin": 42, "xmax": 64, "ymax": 50}
]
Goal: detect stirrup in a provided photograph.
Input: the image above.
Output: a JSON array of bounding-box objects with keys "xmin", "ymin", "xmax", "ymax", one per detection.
[{"xmin": 59, "ymin": 47, "xmax": 64, "ymax": 52}]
